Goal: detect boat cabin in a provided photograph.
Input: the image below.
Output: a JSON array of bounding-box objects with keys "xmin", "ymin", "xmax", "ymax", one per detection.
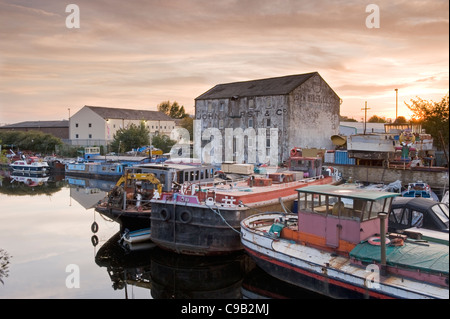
[
  {"xmin": 290, "ymin": 185, "xmax": 400, "ymax": 255},
  {"xmin": 127, "ymin": 163, "xmax": 216, "ymax": 192},
  {"xmin": 287, "ymin": 156, "xmax": 323, "ymax": 178}
]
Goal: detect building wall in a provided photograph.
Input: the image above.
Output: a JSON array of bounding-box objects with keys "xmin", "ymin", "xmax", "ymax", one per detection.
[
  {"xmin": 69, "ymin": 106, "xmax": 177, "ymax": 147},
  {"xmin": 195, "ymin": 75, "xmax": 340, "ymax": 164},
  {"xmin": 195, "ymin": 95, "xmax": 290, "ymax": 164},
  {"xmin": 286, "ymin": 74, "xmax": 340, "ymax": 159},
  {"xmin": 70, "ymin": 107, "xmax": 106, "ymax": 142}
]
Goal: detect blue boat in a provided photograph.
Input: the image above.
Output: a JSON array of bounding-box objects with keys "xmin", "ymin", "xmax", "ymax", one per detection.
[
  {"xmin": 65, "ymin": 161, "xmax": 126, "ymax": 178},
  {"xmin": 402, "ymin": 181, "xmax": 439, "ymax": 201}
]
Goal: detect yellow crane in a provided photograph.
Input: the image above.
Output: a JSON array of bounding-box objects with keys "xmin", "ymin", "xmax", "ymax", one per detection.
[{"xmin": 115, "ymin": 171, "xmax": 162, "ymax": 195}]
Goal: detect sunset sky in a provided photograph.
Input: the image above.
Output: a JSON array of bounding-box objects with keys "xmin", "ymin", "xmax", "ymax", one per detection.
[{"xmin": 0, "ymin": 0, "xmax": 448, "ymax": 125}]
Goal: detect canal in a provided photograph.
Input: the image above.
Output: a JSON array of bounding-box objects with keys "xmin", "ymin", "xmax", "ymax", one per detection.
[{"xmin": 0, "ymin": 172, "xmax": 326, "ymax": 299}]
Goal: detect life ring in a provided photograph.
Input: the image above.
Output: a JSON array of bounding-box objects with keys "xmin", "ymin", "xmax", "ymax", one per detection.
[
  {"xmin": 179, "ymin": 210, "xmax": 193, "ymax": 224},
  {"xmin": 368, "ymin": 236, "xmax": 390, "ymax": 246},
  {"xmin": 91, "ymin": 221, "xmax": 99, "ymax": 233},
  {"xmin": 160, "ymin": 208, "xmax": 171, "ymax": 221},
  {"xmin": 290, "ymin": 148, "xmax": 300, "ymax": 157}
]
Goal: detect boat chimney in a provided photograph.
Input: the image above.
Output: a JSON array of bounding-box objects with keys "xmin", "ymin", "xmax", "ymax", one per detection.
[{"xmin": 378, "ymin": 212, "xmax": 388, "ymax": 276}]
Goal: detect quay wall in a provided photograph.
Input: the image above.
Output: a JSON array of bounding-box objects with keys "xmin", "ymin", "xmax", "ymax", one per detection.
[{"xmin": 333, "ymin": 164, "xmax": 449, "ymax": 195}]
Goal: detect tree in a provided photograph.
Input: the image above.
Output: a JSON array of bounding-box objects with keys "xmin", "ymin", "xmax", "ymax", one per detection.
[
  {"xmin": 393, "ymin": 116, "xmax": 408, "ymax": 124},
  {"xmin": 151, "ymin": 134, "xmax": 177, "ymax": 153},
  {"xmin": 157, "ymin": 101, "xmax": 187, "ymax": 119},
  {"xmin": 0, "ymin": 130, "xmax": 62, "ymax": 154},
  {"xmin": 405, "ymin": 94, "xmax": 449, "ymax": 150},
  {"xmin": 110, "ymin": 122, "xmax": 150, "ymax": 153},
  {"xmin": 368, "ymin": 115, "xmax": 387, "ymax": 123},
  {"xmin": 339, "ymin": 115, "xmax": 358, "ymax": 122},
  {"xmin": 179, "ymin": 116, "xmax": 194, "ymax": 141}
]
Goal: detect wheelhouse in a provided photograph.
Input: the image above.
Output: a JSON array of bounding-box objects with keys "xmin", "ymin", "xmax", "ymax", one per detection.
[{"xmin": 292, "ymin": 185, "xmax": 400, "ymax": 255}]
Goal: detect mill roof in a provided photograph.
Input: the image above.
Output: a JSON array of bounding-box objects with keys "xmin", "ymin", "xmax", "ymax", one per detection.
[
  {"xmin": 196, "ymin": 72, "xmax": 319, "ymax": 100},
  {"xmin": 85, "ymin": 106, "xmax": 173, "ymax": 121}
]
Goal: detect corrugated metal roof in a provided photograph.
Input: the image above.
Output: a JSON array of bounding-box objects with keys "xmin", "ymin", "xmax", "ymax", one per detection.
[
  {"xmin": 296, "ymin": 185, "xmax": 400, "ymax": 200},
  {"xmin": 85, "ymin": 106, "xmax": 173, "ymax": 121},
  {"xmin": 1, "ymin": 120, "xmax": 69, "ymax": 128},
  {"xmin": 196, "ymin": 72, "xmax": 318, "ymax": 100}
]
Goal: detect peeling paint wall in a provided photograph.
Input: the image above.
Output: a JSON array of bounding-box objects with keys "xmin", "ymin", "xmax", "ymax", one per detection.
[
  {"xmin": 287, "ymin": 74, "xmax": 340, "ymax": 159},
  {"xmin": 195, "ymin": 74, "xmax": 340, "ymax": 164}
]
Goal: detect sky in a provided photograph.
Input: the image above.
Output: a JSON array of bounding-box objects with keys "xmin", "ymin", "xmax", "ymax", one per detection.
[{"xmin": 0, "ymin": 0, "xmax": 448, "ymax": 125}]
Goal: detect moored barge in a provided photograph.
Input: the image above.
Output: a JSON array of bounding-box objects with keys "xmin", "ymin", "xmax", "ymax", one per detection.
[{"xmin": 241, "ymin": 185, "xmax": 449, "ymax": 299}]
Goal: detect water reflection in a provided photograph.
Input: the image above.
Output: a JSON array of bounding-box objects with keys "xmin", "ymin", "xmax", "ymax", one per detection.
[
  {"xmin": 0, "ymin": 169, "xmax": 65, "ymax": 195},
  {"xmin": 95, "ymin": 232, "xmax": 256, "ymax": 299},
  {"xmin": 242, "ymin": 266, "xmax": 329, "ymax": 299},
  {"xmin": 94, "ymin": 231, "xmax": 329, "ymax": 299},
  {"xmin": 150, "ymin": 248, "xmax": 254, "ymax": 299},
  {"xmin": 95, "ymin": 232, "xmax": 153, "ymax": 297},
  {"xmin": 65, "ymin": 176, "xmax": 116, "ymax": 210}
]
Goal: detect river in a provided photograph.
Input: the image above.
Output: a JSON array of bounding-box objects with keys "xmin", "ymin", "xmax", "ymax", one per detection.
[{"xmin": 0, "ymin": 172, "xmax": 326, "ymax": 299}]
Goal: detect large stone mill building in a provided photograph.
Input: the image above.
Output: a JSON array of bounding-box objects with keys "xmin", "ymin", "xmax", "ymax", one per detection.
[{"xmin": 194, "ymin": 72, "xmax": 341, "ymax": 164}]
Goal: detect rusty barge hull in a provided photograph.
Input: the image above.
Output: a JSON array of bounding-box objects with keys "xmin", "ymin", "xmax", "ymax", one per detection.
[
  {"xmin": 149, "ymin": 198, "xmax": 283, "ymax": 256},
  {"xmin": 149, "ymin": 176, "xmax": 334, "ymax": 256}
]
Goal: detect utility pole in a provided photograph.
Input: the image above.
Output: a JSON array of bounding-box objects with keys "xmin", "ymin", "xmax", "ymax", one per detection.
[
  {"xmin": 361, "ymin": 101, "xmax": 371, "ymax": 134},
  {"xmin": 395, "ymin": 89, "xmax": 398, "ymax": 122}
]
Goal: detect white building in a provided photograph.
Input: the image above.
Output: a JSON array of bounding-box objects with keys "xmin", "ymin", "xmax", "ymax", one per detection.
[{"xmin": 69, "ymin": 106, "xmax": 176, "ymax": 146}]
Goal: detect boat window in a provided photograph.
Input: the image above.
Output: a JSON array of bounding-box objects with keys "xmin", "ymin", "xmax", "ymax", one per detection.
[
  {"xmin": 200, "ymin": 170, "xmax": 204, "ymax": 180},
  {"xmin": 365, "ymin": 198, "xmax": 387, "ymax": 220},
  {"xmin": 432, "ymin": 204, "xmax": 449, "ymax": 226},
  {"xmin": 400, "ymin": 208, "xmax": 409, "ymax": 225},
  {"xmin": 411, "ymin": 210, "xmax": 424, "ymax": 227},
  {"xmin": 185, "ymin": 171, "xmax": 189, "ymax": 182}
]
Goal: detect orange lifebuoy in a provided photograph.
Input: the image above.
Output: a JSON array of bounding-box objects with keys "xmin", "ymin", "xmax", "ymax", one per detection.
[
  {"xmin": 290, "ymin": 148, "xmax": 301, "ymax": 157},
  {"xmin": 368, "ymin": 236, "xmax": 390, "ymax": 246}
]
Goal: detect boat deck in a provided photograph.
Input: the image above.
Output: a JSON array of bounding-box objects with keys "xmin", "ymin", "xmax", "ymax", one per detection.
[
  {"xmin": 350, "ymin": 240, "xmax": 449, "ymax": 276},
  {"xmin": 207, "ymin": 176, "xmax": 333, "ymax": 205}
]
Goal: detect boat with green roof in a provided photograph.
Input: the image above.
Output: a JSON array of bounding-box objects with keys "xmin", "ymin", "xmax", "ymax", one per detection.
[{"xmin": 241, "ymin": 184, "xmax": 449, "ymax": 299}]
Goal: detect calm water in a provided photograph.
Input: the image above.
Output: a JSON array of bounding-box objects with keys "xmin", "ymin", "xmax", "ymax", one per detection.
[{"xmin": 0, "ymin": 172, "xmax": 326, "ymax": 299}]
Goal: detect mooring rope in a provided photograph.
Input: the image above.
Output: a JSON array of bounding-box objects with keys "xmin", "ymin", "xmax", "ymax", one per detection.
[{"xmin": 207, "ymin": 205, "xmax": 241, "ymax": 234}]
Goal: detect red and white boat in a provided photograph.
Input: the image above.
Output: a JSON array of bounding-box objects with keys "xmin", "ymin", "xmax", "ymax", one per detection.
[{"xmin": 149, "ymin": 157, "xmax": 337, "ymax": 255}]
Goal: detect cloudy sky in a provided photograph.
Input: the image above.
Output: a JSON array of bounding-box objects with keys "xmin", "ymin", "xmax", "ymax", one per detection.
[{"xmin": 0, "ymin": 0, "xmax": 448, "ymax": 125}]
